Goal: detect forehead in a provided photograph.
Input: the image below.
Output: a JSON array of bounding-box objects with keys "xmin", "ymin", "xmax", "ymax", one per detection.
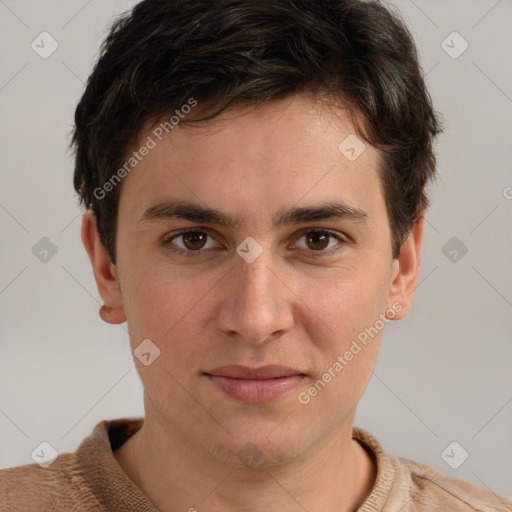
[{"xmin": 117, "ymin": 94, "xmax": 385, "ymax": 226}]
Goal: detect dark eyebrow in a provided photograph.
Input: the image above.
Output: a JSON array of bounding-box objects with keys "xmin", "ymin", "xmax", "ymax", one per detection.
[{"xmin": 139, "ymin": 200, "xmax": 368, "ymax": 228}]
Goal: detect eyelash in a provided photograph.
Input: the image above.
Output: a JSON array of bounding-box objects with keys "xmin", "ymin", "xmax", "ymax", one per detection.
[{"xmin": 161, "ymin": 228, "xmax": 348, "ymax": 259}]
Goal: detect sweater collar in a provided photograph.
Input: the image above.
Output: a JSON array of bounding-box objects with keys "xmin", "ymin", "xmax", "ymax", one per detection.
[{"xmin": 76, "ymin": 417, "xmax": 401, "ymax": 511}]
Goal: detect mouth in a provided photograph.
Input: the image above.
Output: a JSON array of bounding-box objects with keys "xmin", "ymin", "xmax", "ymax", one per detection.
[{"xmin": 203, "ymin": 365, "xmax": 307, "ymax": 404}]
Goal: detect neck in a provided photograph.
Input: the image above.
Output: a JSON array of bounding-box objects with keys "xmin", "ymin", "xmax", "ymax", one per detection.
[{"xmin": 114, "ymin": 412, "xmax": 377, "ymax": 512}]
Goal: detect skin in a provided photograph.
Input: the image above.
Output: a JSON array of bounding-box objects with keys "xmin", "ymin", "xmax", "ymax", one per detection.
[{"xmin": 82, "ymin": 93, "xmax": 424, "ymax": 512}]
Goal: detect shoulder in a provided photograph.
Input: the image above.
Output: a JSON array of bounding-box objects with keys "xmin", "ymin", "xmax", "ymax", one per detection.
[
  {"xmin": 0, "ymin": 453, "xmax": 99, "ymax": 512},
  {"xmin": 399, "ymin": 456, "xmax": 512, "ymax": 511},
  {"xmin": 0, "ymin": 417, "xmax": 145, "ymax": 512},
  {"xmin": 352, "ymin": 426, "xmax": 512, "ymax": 512}
]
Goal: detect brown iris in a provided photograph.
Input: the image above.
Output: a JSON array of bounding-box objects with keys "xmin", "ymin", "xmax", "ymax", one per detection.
[
  {"xmin": 305, "ymin": 231, "xmax": 330, "ymax": 251},
  {"xmin": 182, "ymin": 231, "xmax": 208, "ymax": 250}
]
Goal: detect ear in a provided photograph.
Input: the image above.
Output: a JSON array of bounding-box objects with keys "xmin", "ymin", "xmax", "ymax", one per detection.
[
  {"xmin": 386, "ymin": 214, "xmax": 424, "ymax": 320},
  {"xmin": 81, "ymin": 211, "xmax": 126, "ymax": 324}
]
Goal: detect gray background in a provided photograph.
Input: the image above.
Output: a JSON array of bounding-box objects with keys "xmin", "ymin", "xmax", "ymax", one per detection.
[{"xmin": 1, "ymin": 0, "xmax": 511, "ymax": 499}]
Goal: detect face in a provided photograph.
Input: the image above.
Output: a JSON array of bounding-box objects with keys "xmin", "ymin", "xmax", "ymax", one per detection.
[{"xmin": 84, "ymin": 93, "xmax": 422, "ymax": 467}]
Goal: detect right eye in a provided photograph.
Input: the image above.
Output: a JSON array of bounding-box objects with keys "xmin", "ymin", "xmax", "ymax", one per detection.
[{"xmin": 161, "ymin": 228, "xmax": 222, "ymax": 257}]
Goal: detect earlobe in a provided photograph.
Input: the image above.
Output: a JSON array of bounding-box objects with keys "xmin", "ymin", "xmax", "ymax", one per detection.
[
  {"xmin": 99, "ymin": 304, "xmax": 125, "ymax": 325},
  {"xmin": 81, "ymin": 211, "xmax": 126, "ymax": 325},
  {"xmin": 386, "ymin": 215, "xmax": 425, "ymax": 320}
]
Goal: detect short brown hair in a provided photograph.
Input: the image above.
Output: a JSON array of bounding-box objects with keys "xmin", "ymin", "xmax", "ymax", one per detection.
[{"xmin": 71, "ymin": 0, "xmax": 442, "ymax": 264}]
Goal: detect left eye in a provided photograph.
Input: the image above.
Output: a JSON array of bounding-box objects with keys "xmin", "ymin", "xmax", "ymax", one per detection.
[{"xmin": 293, "ymin": 229, "xmax": 345, "ymax": 254}]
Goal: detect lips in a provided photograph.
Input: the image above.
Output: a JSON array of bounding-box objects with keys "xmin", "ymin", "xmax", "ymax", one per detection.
[
  {"xmin": 204, "ymin": 364, "xmax": 305, "ymax": 380},
  {"xmin": 203, "ymin": 365, "xmax": 307, "ymax": 404}
]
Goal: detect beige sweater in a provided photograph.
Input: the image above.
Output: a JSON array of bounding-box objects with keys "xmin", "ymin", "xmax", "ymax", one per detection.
[{"xmin": 1, "ymin": 418, "xmax": 510, "ymax": 511}]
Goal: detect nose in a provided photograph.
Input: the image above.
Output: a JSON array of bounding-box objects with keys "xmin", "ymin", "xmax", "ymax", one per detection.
[{"xmin": 216, "ymin": 242, "xmax": 294, "ymax": 346}]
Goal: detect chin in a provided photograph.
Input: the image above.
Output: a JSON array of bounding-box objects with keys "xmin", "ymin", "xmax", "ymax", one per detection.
[{"xmin": 205, "ymin": 425, "xmax": 305, "ymax": 469}]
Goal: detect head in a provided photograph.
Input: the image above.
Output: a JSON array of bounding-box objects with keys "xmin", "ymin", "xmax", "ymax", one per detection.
[{"xmin": 74, "ymin": 0, "xmax": 441, "ymax": 467}]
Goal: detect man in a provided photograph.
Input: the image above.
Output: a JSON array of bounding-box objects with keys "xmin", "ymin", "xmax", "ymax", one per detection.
[{"xmin": 1, "ymin": 0, "xmax": 511, "ymax": 510}]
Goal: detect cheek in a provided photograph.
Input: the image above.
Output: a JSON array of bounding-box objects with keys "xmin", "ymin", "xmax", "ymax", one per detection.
[
  {"xmin": 297, "ymin": 262, "xmax": 391, "ymax": 339},
  {"xmin": 295, "ymin": 263, "xmax": 390, "ymax": 394},
  {"xmin": 120, "ymin": 263, "xmax": 218, "ymax": 366},
  {"xmin": 122, "ymin": 268, "xmax": 212, "ymax": 404},
  {"xmin": 296, "ymin": 275, "xmax": 387, "ymax": 412},
  {"xmin": 121, "ymin": 271, "xmax": 168, "ymax": 341}
]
